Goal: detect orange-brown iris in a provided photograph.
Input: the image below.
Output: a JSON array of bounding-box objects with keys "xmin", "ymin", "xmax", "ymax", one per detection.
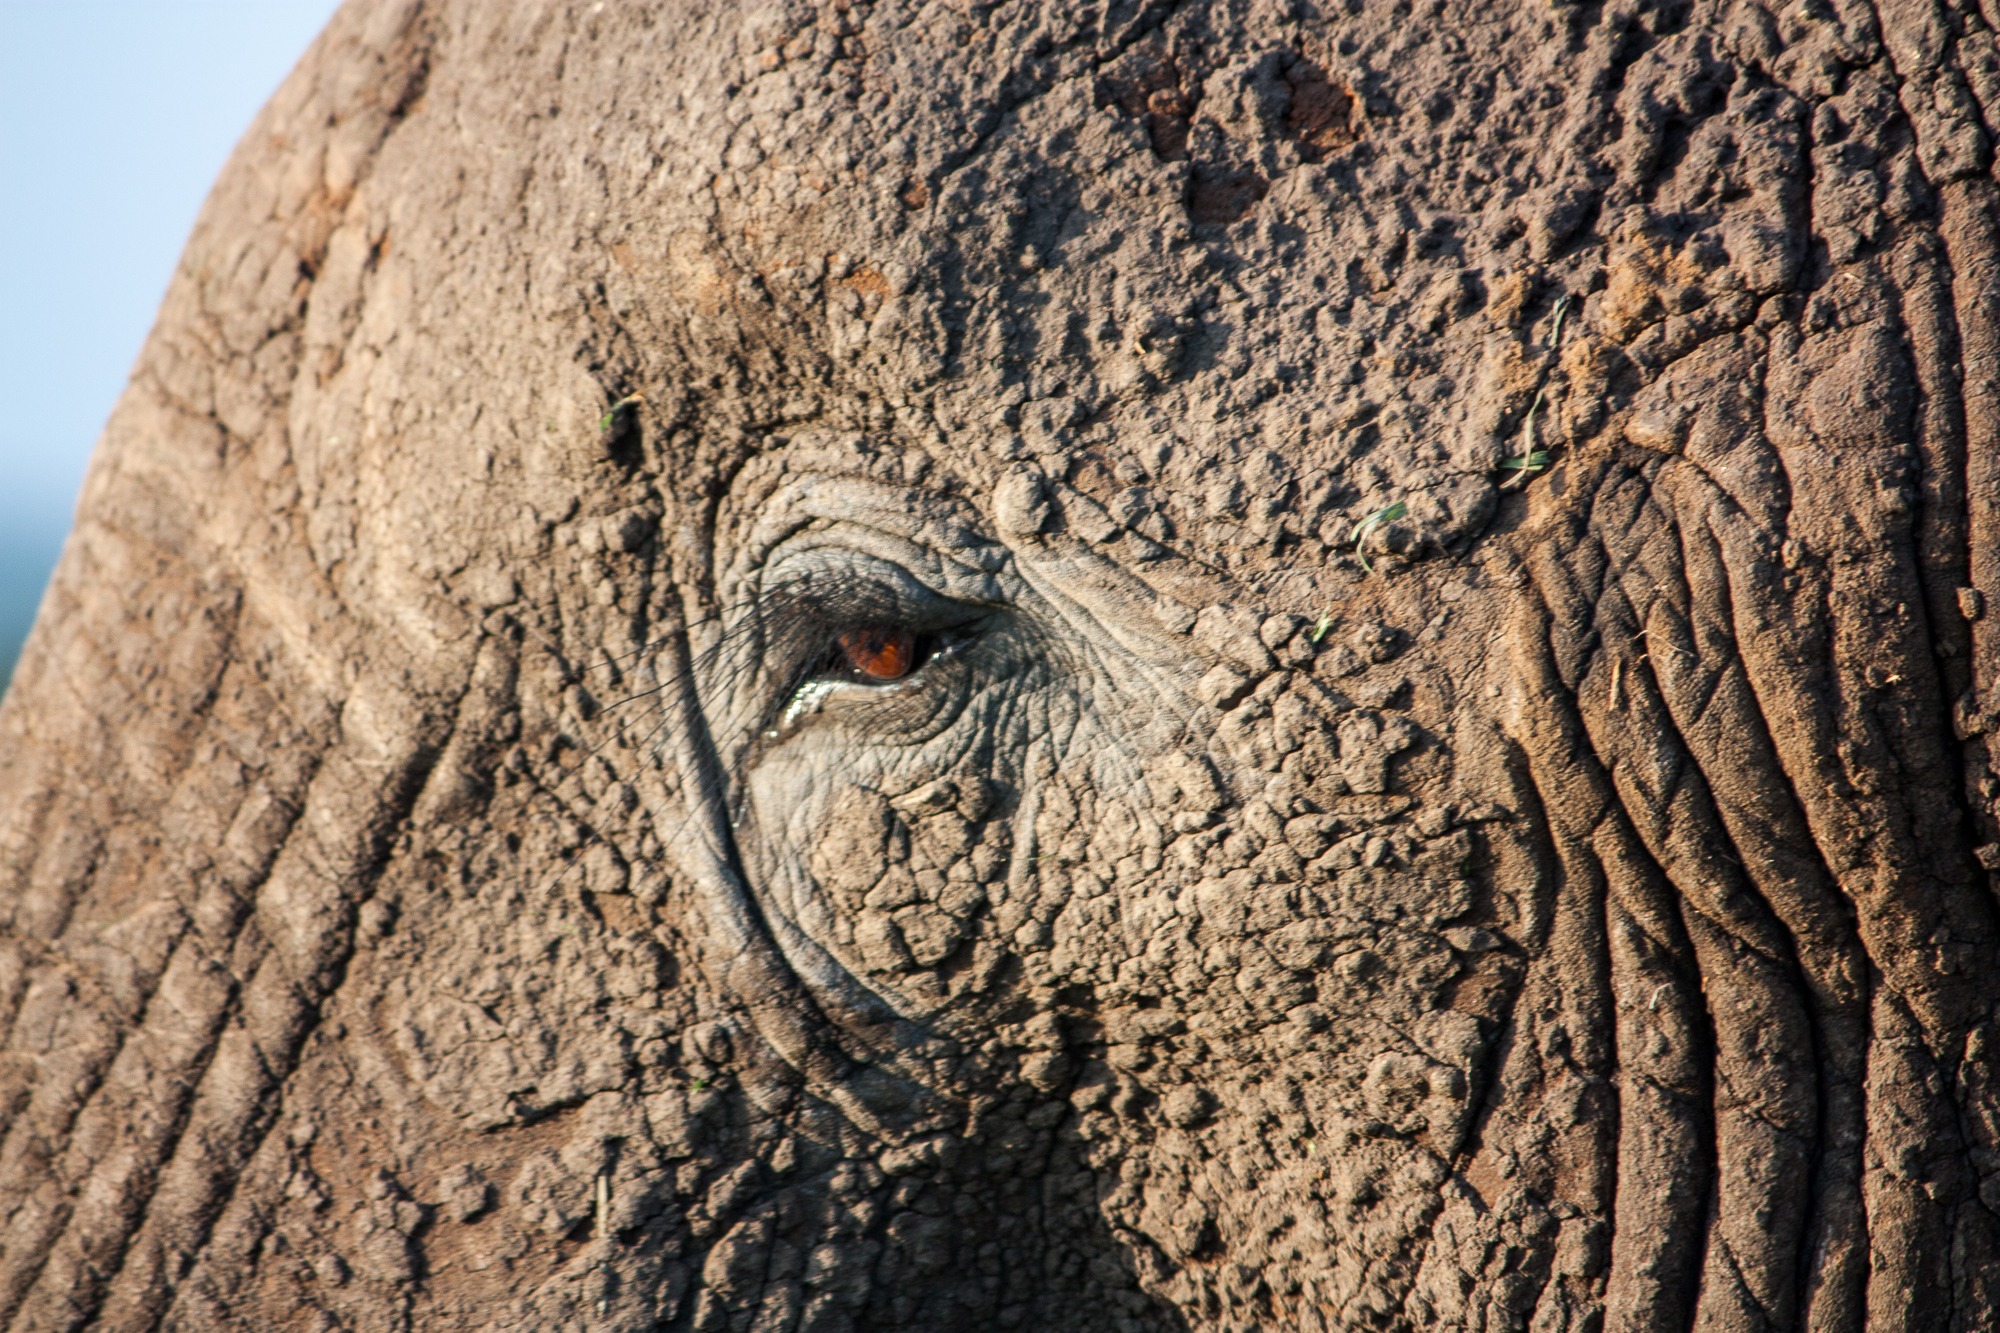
[{"xmin": 836, "ymin": 627, "xmax": 919, "ymax": 682}]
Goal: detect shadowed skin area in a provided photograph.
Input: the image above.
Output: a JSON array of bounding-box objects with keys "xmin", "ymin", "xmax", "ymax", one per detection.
[{"xmin": 4, "ymin": 1, "xmax": 2000, "ymax": 1331}]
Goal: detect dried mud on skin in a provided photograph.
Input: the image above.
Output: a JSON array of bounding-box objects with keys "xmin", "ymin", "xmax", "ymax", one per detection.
[{"xmin": 4, "ymin": 0, "xmax": 2000, "ymax": 1330}]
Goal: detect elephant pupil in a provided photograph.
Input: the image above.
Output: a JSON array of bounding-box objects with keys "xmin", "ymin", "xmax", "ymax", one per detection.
[{"xmin": 833, "ymin": 625, "xmax": 920, "ymax": 682}]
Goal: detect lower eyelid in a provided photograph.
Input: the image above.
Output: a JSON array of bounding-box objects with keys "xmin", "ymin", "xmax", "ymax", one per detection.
[
  {"xmin": 778, "ymin": 679, "xmax": 839, "ymax": 731},
  {"xmin": 767, "ymin": 661, "xmax": 926, "ymax": 738}
]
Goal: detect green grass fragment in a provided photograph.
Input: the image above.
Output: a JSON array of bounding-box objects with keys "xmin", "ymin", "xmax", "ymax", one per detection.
[
  {"xmin": 1502, "ymin": 388, "xmax": 1552, "ymax": 489},
  {"xmin": 598, "ymin": 392, "xmax": 646, "ymax": 430},
  {"xmin": 1349, "ymin": 500, "xmax": 1408, "ymax": 575},
  {"xmin": 1547, "ymin": 292, "xmax": 1572, "ymax": 350}
]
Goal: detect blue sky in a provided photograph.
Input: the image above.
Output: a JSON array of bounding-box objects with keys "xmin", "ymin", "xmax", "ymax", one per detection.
[{"xmin": 0, "ymin": 1, "xmax": 341, "ymax": 692}]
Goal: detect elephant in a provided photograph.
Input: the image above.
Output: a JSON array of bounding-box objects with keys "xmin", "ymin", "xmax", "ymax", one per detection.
[{"xmin": 3, "ymin": 0, "xmax": 2000, "ymax": 1329}]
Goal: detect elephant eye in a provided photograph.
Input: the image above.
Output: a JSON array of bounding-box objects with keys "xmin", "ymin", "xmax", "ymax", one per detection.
[
  {"xmin": 811, "ymin": 624, "xmax": 971, "ymax": 690},
  {"xmin": 739, "ymin": 551, "xmax": 1011, "ymax": 746},
  {"xmin": 829, "ymin": 626, "xmax": 923, "ymax": 683},
  {"xmin": 760, "ymin": 614, "xmax": 985, "ymax": 742}
]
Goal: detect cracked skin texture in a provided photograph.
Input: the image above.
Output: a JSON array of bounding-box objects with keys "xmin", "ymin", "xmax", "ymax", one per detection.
[{"xmin": 4, "ymin": 0, "xmax": 2000, "ymax": 1328}]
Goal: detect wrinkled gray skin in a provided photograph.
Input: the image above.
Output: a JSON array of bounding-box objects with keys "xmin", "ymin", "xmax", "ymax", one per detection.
[
  {"xmin": 688, "ymin": 448, "xmax": 1510, "ymax": 1328},
  {"xmin": 5, "ymin": 0, "xmax": 2000, "ymax": 1330}
]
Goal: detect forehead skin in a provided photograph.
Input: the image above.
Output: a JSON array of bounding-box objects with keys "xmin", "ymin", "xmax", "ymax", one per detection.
[{"xmin": 3, "ymin": 1, "xmax": 2000, "ymax": 1331}]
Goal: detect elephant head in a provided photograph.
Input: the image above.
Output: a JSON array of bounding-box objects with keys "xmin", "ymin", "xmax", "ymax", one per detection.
[{"xmin": 3, "ymin": 2, "xmax": 1999, "ymax": 1331}]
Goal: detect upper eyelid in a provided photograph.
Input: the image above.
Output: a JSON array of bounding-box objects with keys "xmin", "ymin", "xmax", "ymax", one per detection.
[
  {"xmin": 723, "ymin": 474, "xmax": 1011, "ymax": 606},
  {"xmin": 765, "ymin": 477, "xmax": 1000, "ymax": 557},
  {"xmin": 760, "ymin": 535, "xmax": 1010, "ymax": 611}
]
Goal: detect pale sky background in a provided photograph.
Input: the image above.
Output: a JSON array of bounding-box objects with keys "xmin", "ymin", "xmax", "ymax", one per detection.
[{"xmin": 0, "ymin": 1, "xmax": 343, "ymax": 693}]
